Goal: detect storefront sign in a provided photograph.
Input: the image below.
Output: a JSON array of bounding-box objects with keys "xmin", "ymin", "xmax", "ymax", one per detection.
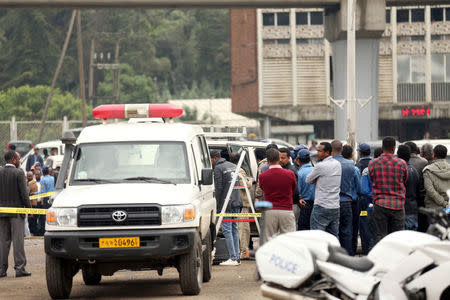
[{"xmin": 402, "ymin": 107, "xmax": 431, "ymax": 117}]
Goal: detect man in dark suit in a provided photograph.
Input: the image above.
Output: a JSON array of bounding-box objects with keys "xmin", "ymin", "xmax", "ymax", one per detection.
[
  {"xmin": 25, "ymin": 147, "xmax": 43, "ymax": 172},
  {"xmin": 0, "ymin": 150, "xmax": 32, "ymax": 278}
]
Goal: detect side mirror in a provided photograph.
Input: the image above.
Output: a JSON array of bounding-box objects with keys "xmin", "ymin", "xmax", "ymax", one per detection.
[
  {"xmin": 61, "ymin": 131, "xmax": 77, "ymax": 145},
  {"xmin": 200, "ymin": 168, "xmax": 213, "ymax": 185}
]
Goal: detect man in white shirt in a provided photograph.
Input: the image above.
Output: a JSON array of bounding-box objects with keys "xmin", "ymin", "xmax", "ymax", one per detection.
[{"xmin": 306, "ymin": 142, "xmax": 342, "ymax": 237}]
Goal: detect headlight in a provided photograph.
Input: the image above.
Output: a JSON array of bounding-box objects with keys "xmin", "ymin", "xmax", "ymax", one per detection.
[
  {"xmin": 46, "ymin": 208, "xmax": 77, "ymax": 227},
  {"xmin": 161, "ymin": 205, "xmax": 195, "ymax": 225}
]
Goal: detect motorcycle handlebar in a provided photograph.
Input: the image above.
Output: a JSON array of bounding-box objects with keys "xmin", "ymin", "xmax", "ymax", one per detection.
[{"xmin": 418, "ymin": 207, "xmax": 448, "ymax": 218}]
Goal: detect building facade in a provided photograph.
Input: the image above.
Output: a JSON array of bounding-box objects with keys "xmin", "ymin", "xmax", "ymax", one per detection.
[{"xmin": 231, "ymin": 5, "xmax": 450, "ymax": 143}]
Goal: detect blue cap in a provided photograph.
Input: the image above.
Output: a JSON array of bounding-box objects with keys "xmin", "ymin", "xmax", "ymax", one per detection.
[
  {"xmin": 358, "ymin": 143, "xmax": 371, "ymax": 154},
  {"xmin": 297, "ymin": 149, "xmax": 310, "ymax": 159},
  {"xmin": 42, "ymin": 166, "xmax": 49, "ymax": 172},
  {"xmin": 294, "ymin": 144, "xmax": 308, "ymax": 152}
]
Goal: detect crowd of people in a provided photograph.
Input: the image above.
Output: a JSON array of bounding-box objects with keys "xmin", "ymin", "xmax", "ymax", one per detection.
[{"xmin": 211, "ymin": 137, "xmax": 450, "ymax": 266}]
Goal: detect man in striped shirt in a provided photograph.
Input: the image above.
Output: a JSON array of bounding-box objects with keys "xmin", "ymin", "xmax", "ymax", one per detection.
[{"xmin": 368, "ymin": 137, "xmax": 408, "ymax": 243}]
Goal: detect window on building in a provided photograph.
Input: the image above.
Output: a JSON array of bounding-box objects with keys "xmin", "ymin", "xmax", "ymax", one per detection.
[
  {"xmin": 296, "ymin": 12, "xmax": 308, "ymax": 25},
  {"xmin": 277, "ymin": 39, "xmax": 290, "ymax": 44},
  {"xmin": 310, "ymin": 38, "xmax": 324, "ymax": 44},
  {"xmin": 296, "ymin": 39, "xmax": 308, "ymax": 44},
  {"xmin": 263, "ymin": 39, "xmax": 276, "ymax": 45},
  {"xmin": 411, "ymin": 55, "xmax": 426, "ymax": 83},
  {"xmin": 277, "ymin": 12, "xmax": 290, "ymax": 26},
  {"xmin": 432, "ymin": 54, "xmax": 445, "ymax": 82},
  {"xmin": 431, "ymin": 35, "xmax": 441, "ymax": 41},
  {"xmin": 446, "ymin": 54, "xmax": 450, "ymax": 81},
  {"xmin": 397, "ymin": 9, "xmax": 409, "ymax": 23},
  {"xmin": 263, "ymin": 13, "xmax": 275, "ymax": 26},
  {"xmin": 411, "ymin": 35, "xmax": 425, "ymax": 41},
  {"xmin": 310, "ymin": 12, "xmax": 323, "ymax": 25},
  {"xmin": 411, "ymin": 9, "xmax": 425, "ymax": 22},
  {"xmin": 398, "ymin": 55, "xmax": 411, "ymax": 83},
  {"xmin": 431, "ymin": 8, "xmax": 443, "ymax": 22},
  {"xmin": 446, "ymin": 8, "xmax": 450, "ymax": 21},
  {"xmin": 397, "ymin": 55, "xmax": 426, "ymax": 83},
  {"xmin": 386, "ymin": 9, "xmax": 391, "ymax": 23}
]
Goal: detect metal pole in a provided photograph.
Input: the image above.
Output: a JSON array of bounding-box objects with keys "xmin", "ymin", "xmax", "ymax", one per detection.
[
  {"xmin": 347, "ymin": 0, "xmax": 357, "ymax": 150},
  {"xmin": 76, "ymin": 10, "xmax": 87, "ymax": 127}
]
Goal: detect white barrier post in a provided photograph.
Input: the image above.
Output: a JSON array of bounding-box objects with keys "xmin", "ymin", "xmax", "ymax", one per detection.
[{"xmin": 215, "ymin": 150, "xmax": 246, "ymax": 235}]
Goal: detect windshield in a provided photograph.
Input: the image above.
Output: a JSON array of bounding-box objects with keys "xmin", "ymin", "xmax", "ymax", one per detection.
[{"xmin": 71, "ymin": 142, "xmax": 190, "ymax": 185}]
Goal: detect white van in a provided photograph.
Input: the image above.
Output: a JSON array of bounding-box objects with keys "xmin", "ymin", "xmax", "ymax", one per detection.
[
  {"xmin": 20, "ymin": 140, "xmax": 64, "ymax": 171},
  {"xmin": 44, "ymin": 104, "xmax": 216, "ymax": 298}
]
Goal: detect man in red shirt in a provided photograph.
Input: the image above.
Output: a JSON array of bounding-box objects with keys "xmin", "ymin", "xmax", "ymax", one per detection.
[
  {"xmin": 259, "ymin": 148, "xmax": 297, "ymax": 241},
  {"xmin": 368, "ymin": 136, "xmax": 408, "ymax": 243}
]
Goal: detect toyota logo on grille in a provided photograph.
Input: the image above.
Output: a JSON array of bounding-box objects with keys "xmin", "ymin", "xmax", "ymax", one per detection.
[{"xmin": 112, "ymin": 210, "xmax": 127, "ymax": 222}]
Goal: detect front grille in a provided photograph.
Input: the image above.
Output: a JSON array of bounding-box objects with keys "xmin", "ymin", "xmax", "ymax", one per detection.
[{"xmin": 78, "ymin": 205, "xmax": 161, "ymax": 227}]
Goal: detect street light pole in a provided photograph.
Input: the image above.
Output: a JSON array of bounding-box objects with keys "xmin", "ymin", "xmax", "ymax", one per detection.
[{"xmin": 347, "ymin": 0, "xmax": 356, "ymax": 150}]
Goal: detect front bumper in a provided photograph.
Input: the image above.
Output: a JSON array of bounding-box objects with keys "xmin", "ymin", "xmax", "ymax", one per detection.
[{"xmin": 44, "ymin": 228, "xmax": 196, "ymax": 260}]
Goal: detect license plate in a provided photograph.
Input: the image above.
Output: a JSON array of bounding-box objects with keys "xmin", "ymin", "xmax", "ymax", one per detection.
[{"xmin": 98, "ymin": 237, "xmax": 140, "ymax": 248}]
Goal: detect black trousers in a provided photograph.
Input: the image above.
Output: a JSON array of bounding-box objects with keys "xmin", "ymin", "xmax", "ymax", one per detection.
[
  {"xmin": 350, "ymin": 200, "xmax": 361, "ymax": 256},
  {"xmin": 372, "ymin": 204, "xmax": 405, "ymax": 244},
  {"xmin": 298, "ymin": 201, "xmax": 314, "ymax": 230}
]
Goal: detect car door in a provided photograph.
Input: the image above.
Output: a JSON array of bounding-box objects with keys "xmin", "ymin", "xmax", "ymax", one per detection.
[{"xmin": 192, "ymin": 135, "xmax": 215, "ymax": 238}]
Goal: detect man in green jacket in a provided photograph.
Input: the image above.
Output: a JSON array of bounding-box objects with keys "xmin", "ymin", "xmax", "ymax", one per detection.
[{"xmin": 423, "ymin": 145, "xmax": 450, "ymax": 209}]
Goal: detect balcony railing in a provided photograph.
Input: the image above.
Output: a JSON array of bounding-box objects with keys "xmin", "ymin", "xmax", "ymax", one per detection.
[
  {"xmin": 397, "ymin": 83, "xmax": 425, "ymax": 103},
  {"xmin": 432, "ymin": 82, "xmax": 450, "ymax": 102}
]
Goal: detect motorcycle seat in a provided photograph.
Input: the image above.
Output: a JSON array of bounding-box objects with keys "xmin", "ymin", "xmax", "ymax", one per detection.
[{"xmin": 327, "ymin": 246, "xmax": 374, "ymax": 272}]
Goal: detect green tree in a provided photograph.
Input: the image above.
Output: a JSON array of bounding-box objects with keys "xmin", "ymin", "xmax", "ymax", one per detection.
[
  {"xmin": 97, "ymin": 63, "xmax": 158, "ymax": 104},
  {"xmin": 0, "ymin": 85, "xmax": 91, "ymax": 120}
]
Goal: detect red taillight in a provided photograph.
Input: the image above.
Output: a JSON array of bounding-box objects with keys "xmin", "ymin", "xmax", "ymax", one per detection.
[
  {"xmin": 92, "ymin": 104, "xmax": 183, "ymax": 119},
  {"xmin": 6, "ymin": 143, "xmax": 9, "ymax": 151}
]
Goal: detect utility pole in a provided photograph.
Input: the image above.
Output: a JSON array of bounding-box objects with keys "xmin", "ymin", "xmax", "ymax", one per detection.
[
  {"xmin": 38, "ymin": 10, "xmax": 77, "ymax": 143},
  {"xmin": 76, "ymin": 9, "xmax": 87, "ymax": 127},
  {"xmin": 88, "ymin": 10, "xmax": 123, "ymax": 107},
  {"xmin": 347, "ymin": 0, "xmax": 356, "ymax": 150}
]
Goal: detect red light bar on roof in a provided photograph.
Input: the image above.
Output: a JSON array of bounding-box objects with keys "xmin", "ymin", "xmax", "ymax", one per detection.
[{"xmin": 92, "ymin": 104, "xmax": 184, "ymax": 119}]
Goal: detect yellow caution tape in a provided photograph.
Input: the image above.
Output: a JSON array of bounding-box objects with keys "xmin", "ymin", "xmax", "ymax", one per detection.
[
  {"xmin": 360, "ymin": 210, "xmax": 368, "ymax": 217},
  {"xmin": 0, "ymin": 207, "xmax": 48, "ymax": 215},
  {"xmin": 217, "ymin": 213, "xmax": 261, "ymax": 217},
  {"xmin": 29, "ymin": 191, "xmax": 54, "ymax": 200}
]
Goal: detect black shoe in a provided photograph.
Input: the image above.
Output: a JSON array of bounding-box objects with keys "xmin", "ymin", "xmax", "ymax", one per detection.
[{"xmin": 15, "ymin": 271, "xmax": 31, "ymax": 277}]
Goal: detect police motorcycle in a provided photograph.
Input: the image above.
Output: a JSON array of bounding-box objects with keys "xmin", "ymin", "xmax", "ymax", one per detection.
[{"xmin": 255, "ymin": 207, "xmax": 450, "ymax": 300}]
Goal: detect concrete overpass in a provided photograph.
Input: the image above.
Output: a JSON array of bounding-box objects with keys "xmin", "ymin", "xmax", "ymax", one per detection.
[{"xmin": 0, "ymin": 0, "xmax": 449, "ymax": 8}]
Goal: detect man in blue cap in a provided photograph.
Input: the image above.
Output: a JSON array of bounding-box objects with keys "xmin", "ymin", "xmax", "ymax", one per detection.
[
  {"xmin": 37, "ymin": 166, "xmax": 55, "ymax": 235},
  {"xmin": 357, "ymin": 143, "xmax": 373, "ymax": 255},
  {"xmin": 357, "ymin": 143, "xmax": 372, "ymax": 173},
  {"xmin": 292, "ymin": 145, "xmax": 308, "ymax": 173},
  {"xmin": 296, "ymin": 149, "xmax": 315, "ymax": 230}
]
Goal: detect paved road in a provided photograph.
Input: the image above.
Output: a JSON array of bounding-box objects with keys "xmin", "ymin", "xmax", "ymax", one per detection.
[{"xmin": 1, "ymin": 238, "xmax": 262, "ymax": 300}]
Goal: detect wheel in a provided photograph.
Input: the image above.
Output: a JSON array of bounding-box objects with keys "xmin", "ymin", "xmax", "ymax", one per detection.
[
  {"xmin": 46, "ymin": 254, "xmax": 73, "ymax": 299},
  {"xmin": 202, "ymin": 230, "xmax": 212, "ymax": 282},
  {"xmin": 82, "ymin": 268, "xmax": 102, "ymax": 285},
  {"xmin": 178, "ymin": 232, "xmax": 203, "ymax": 295}
]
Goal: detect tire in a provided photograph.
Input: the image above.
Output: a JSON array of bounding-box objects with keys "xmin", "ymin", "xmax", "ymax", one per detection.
[
  {"xmin": 46, "ymin": 254, "xmax": 73, "ymax": 299},
  {"xmin": 202, "ymin": 230, "xmax": 212, "ymax": 282},
  {"xmin": 82, "ymin": 268, "xmax": 102, "ymax": 285},
  {"xmin": 178, "ymin": 232, "xmax": 203, "ymax": 295}
]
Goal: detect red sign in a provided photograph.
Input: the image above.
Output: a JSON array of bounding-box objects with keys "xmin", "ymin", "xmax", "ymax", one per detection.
[{"xmin": 402, "ymin": 107, "xmax": 431, "ymax": 117}]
